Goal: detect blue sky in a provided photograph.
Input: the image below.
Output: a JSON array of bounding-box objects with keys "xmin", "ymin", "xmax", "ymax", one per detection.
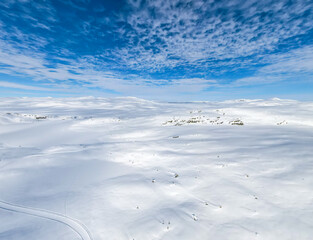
[{"xmin": 0, "ymin": 0, "xmax": 312, "ymax": 100}]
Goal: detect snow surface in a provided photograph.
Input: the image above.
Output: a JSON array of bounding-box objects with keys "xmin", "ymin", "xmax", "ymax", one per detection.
[{"xmin": 0, "ymin": 97, "xmax": 313, "ymax": 240}]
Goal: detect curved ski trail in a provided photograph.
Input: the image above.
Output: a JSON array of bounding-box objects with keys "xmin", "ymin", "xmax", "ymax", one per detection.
[{"xmin": 0, "ymin": 200, "xmax": 92, "ymax": 240}]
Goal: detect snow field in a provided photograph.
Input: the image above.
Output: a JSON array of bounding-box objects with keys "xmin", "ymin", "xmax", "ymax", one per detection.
[{"xmin": 0, "ymin": 97, "xmax": 313, "ymax": 240}]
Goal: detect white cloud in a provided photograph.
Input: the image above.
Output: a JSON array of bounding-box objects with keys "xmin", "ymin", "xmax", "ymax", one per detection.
[
  {"xmin": 0, "ymin": 81, "xmax": 56, "ymax": 91},
  {"xmin": 260, "ymin": 46, "xmax": 313, "ymax": 74},
  {"xmin": 232, "ymin": 46, "xmax": 313, "ymax": 87},
  {"xmin": 108, "ymin": 0, "xmax": 313, "ymax": 72}
]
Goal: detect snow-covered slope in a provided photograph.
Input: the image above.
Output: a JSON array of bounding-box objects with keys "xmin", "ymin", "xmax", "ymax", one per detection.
[{"xmin": 0, "ymin": 97, "xmax": 313, "ymax": 240}]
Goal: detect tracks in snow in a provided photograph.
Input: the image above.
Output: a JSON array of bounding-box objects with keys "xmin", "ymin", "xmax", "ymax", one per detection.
[{"xmin": 0, "ymin": 200, "xmax": 93, "ymax": 240}]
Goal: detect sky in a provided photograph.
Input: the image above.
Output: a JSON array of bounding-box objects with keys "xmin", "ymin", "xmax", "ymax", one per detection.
[{"xmin": 0, "ymin": 0, "xmax": 312, "ymax": 100}]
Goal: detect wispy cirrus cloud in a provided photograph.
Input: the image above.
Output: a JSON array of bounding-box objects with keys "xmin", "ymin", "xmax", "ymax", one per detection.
[
  {"xmin": 0, "ymin": 81, "xmax": 59, "ymax": 92},
  {"xmin": 232, "ymin": 46, "xmax": 313, "ymax": 87},
  {"xmin": 260, "ymin": 46, "xmax": 313, "ymax": 75}
]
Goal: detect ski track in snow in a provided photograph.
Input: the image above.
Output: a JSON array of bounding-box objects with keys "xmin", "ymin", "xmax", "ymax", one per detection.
[{"xmin": 0, "ymin": 200, "xmax": 93, "ymax": 240}]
